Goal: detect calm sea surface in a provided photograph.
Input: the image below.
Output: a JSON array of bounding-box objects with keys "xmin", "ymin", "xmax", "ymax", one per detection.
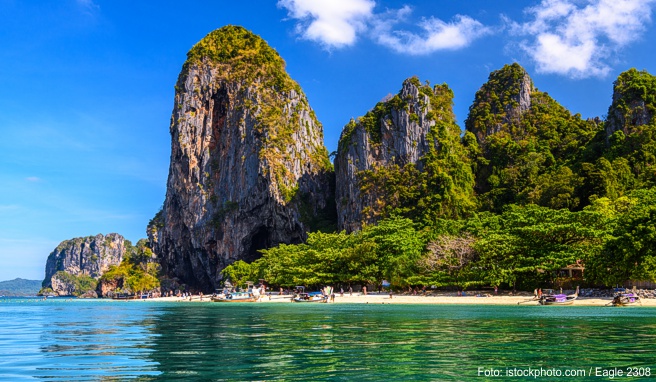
[{"xmin": 1, "ymin": 297, "xmax": 655, "ymax": 381}]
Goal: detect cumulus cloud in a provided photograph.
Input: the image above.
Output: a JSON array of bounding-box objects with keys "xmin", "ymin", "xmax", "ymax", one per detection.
[
  {"xmin": 277, "ymin": 1, "xmax": 490, "ymax": 52},
  {"xmin": 511, "ymin": 0, "xmax": 656, "ymax": 78},
  {"xmin": 373, "ymin": 7, "xmax": 491, "ymax": 55},
  {"xmin": 277, "ymin": 0, "xmax": 375, "ymax": 48}
]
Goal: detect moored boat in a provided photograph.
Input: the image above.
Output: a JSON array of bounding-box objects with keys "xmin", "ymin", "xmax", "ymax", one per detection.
[
  {"xmin": 111, "ymin": 293, "xmax": 138, "ymax": 300},
  {"xmin": 610, "ymin": 292, "xmax": 641, "ymax": 306},
  {"xmin": 539, "ymin": 286, "xmax": 579, "ymax": 305},
  {"xmin": 291, "ymin": 286, "xmax": 328, "ymax": 303},
  {"xmin": 211, "ymin": 281, "xmax": 261, "ymax": 302},
  {"xmin": 292, "ymin": 291, "xmax": 328, "ymax": 303},
  {"xmin": 212, "ymin": 291, "xmax": 258, "ymax": 302}
]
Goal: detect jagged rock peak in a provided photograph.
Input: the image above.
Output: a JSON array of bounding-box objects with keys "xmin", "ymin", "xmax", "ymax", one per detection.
[
  {"xmin": 465, "ymin": 63, "xmax": 534, "ymax": 141},
  {"xmin": 42, "ymin": 233, "xmax": 126, "ymax": 295},
  {"xmin": 150, "ymin": 26, "xmax": 334, "ymax": 290},
  {"xmin": 605, "ymin": 68, "xmax": 656, "ymax": 140},
  {"xmin": 335, "ymin": 77, "xmax": 458, "ymax": 232}
]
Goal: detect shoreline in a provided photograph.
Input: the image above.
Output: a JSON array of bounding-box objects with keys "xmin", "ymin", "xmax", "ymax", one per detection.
[{"xmin": 138, "ymin": 292, "xmax": 656, "ymax": 307}]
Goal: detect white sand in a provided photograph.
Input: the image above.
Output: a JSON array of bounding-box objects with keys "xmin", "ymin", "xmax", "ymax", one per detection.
[{"xmin": 143, "ymin": 292, "xmax": 656, "ymax": 307}]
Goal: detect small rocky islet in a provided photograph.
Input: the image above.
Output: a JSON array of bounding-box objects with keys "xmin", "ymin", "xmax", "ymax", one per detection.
[{"xmin": 40, "ymin": 25, "xmax": 656, "ymax": 297}]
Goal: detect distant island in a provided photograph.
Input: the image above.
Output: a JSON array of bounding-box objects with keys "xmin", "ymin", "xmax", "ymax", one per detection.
[{"xmin": 0, "ymin": 278, "xmax": 41, "ymax": 296}]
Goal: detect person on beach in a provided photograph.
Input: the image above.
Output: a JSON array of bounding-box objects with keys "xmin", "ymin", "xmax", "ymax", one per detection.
[
  {"xmin": 494, "ymin": 286, "xmax": 498, "ymax": 294},
  {"xmin": 340, "ymin": 287, "xmax": 344, "ymax": 297},
  {"xmin": 363, "ymin": 286, "xmax": 367, "ymax": 296},
  {"xmin": 349, "ymin": 286, "xmax": 353, "ymax": 296}
]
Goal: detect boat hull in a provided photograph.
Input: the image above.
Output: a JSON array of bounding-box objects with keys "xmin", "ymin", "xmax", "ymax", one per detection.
[
  {"xmin": 292, "ymin": 296, "xmax": 328, "ymax": 303},
  {"xmin": 611, "ymin": 296, "xmax": 641, "ymax": 306},
  {"xmin": 212, "ymin": 297, "xmax": 258, "ymax": 302},
  {"xmin": 539, "ymin": 299, "xmax": 575, "ymax": 305}
]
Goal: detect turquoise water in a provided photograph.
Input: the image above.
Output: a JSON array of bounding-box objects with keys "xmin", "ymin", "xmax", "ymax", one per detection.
[{"xmin": 1, "ymin": 298, "xmax": 655, "ymax": 381}]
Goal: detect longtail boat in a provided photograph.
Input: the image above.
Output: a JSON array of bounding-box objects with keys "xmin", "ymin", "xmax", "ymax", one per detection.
[
  {"xmin": 291, "ymin": 286, "xmax": 328, "ymax": 303},
  {"xmin": 292, "ymin": 291, "xmax": 328, "ymax": 303},
  {"xmin": 610, "ymin": 292, "xmax": 641, "ymax": 306},
  {"xmin": 212, "ymin": 291, "xmax": 258, "ymax": 302},
  {"xmin": 539, "ymin": 286, "xmax": 579, "ymax": 305}
]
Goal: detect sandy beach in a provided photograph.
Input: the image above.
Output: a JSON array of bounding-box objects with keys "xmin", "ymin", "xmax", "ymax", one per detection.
[{"xmin": 144, "ymin": 292, "xmax": 656, "ymax": 307}]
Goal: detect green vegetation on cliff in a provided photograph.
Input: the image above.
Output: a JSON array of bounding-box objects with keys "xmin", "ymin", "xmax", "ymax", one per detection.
[
  {"xmin": 182, "ymin": 25, "xmax": 332, "ymax": 205},
  {"xmin": 100, "ymin": 239, "xmax": 160, "ymax": 294},
  {"xmin": 222, "ymin": 65, "xmax": 656, "ymax": 291},
  {"xmin": 601, "ymin": 69, "xmax": 656, "ymax": 191},
  {"xmin": 343, "ymin": 78, "xmax": 476, "ymax": 225},
  {"xmin": 466, "ymin": 63, "xmax": 600, "ymax": 211}
]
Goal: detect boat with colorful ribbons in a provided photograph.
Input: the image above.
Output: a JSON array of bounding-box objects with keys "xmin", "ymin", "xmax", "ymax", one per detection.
[
  {"xmin": 538, "ymin": 286, "xmax": 579, "ymax": 305},
  {"xmin": 610, "ymin": 291, "xmax": 641, "ymax": 306}
]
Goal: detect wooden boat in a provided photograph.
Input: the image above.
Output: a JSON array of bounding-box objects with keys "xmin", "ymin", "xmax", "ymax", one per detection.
[
  {"xmin": 610, "ymin": 292, "xmax": 641, "ymax": 306},
  {"xmin": 111, "ymin": 293, "xmax": 138, "ymax": 300},
  {"xmin": 211, "ymin": 291, "xmax": 258, "ymax": 302},
  {"xmin": 211, "ymin": 281, "xmax": 261, "ymax": 302},
  {"xmin": 292, "ymin": 291, "xmax": 328, "ymax": 303},
  {"xmin": 539, "ymin": 286, "xmax": 579, "ymax": 305}
]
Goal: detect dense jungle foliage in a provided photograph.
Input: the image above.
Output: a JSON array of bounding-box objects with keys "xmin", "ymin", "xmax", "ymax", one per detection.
[{"xmin": 223, "ymin": 65, "xmax": 656, "ymax": 291}]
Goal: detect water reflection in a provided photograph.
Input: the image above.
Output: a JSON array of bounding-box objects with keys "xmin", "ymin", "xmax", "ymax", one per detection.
[
  {"xmin": 145, "ymin": 304, "xmax": 656, "ymax": 381},
  {"xmin": 2, "ymin": 298, "xmax": 656, "ymax": 381}
]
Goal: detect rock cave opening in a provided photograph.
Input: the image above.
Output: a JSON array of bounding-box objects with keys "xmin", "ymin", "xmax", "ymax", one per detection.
[{"xmin": 245, "ymin": 226, "xmax": 270, "ymax": 263}]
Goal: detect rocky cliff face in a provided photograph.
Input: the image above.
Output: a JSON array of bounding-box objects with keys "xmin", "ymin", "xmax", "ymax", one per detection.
[
  {"xmin": 42, "ymin": 233, "xmax": 125, "ymax": 294},
  {"xmin": 149, "ymin": 26, "xmax": 334, "ymax": 290},
  {"xmin": 605, "ymin": 68, "xmax": 655, "ymax": 140},
  {"xmin": 464, "ymin": 63, "xmax": 601, "ymax": 211},
  {"xmin": 465, "ymin": 63, "xmax": 533, "ymax": 143},
  {"xmin": 335, "ymin": 77, "xmax": 472, "ymax": 232}
]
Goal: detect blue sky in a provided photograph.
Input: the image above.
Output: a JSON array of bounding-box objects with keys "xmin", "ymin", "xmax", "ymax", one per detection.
[{"xmin": 1, "ymin": 0, "xmax": 655, "ymax": 282}]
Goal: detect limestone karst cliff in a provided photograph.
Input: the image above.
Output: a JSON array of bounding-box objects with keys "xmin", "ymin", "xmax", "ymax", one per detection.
[
  {"xmin": 335, "ymin": 77, "xmax": 475, "ymax": 232},
  {"xmin": 149, "ymin": 26, "xmax": 334, "ymax": 290},
  {"xmin": 605, "ymin": 68, "xmax": 655, "ymax": 140},
  {"xmin": 42, "ymin": 233, "xmax": 126, "ymax": 295},
  {"xmin": 464, "ymin": 63, "xmax": 599, "ymax": 211},
  {"xmin": 465, "ymin": 63, "xmax": 534, "ymax": 144}
]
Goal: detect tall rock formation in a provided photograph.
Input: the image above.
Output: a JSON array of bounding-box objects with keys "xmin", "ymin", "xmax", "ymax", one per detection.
[
  {"xmin": 599, "ymin": 68, "xmax": 656, "ymax": 190},
  {"xmin": 465, "ymin": 63, "xmax": 534, "ymax": 143},
  {"xmin": 605, "ymin": 68, "xmax": 655, "ymax": 140},
  {"xmin": 335, "ymin": 77, "xmax": 475, "ymax": 232},
  {"xmin": 464, "ymin": 63, "xmax": 599, "ymax": 211},
  {"xmin": 149, "ymin": 26, "xmax": 334, "ymax": 290},
  {"xmin": 42, "ymin": 233, "xmax": 126, "ymax": 295}
]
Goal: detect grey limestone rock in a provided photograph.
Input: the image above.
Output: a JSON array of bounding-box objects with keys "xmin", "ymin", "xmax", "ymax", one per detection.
[
  {"xmin": 42, "ymin": 233, "xmax": 126, "ymax": 295},
  {"xmin": 149, "ymin": 26, "xmax": 334, "ymax": 290},
  {"xmin": 335, "ymin": 78, "xmax": 437, "ymax": 232}
]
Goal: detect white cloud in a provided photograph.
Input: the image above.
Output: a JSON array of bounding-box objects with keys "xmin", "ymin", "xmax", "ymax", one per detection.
[
  {"xmin": 373, "ymin": 8, "xmax": 491, "ymax": 55},
  {"xmin": 278, "ymin": 1, "xmax": 490, "ymax": 53},
  {"xmin": 277, "ymin": 0, "xmax": 375, "ymax": 48},
  {"xmin": 512, "ymin": 0, "xmax": 656, "ymax": 78}
]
